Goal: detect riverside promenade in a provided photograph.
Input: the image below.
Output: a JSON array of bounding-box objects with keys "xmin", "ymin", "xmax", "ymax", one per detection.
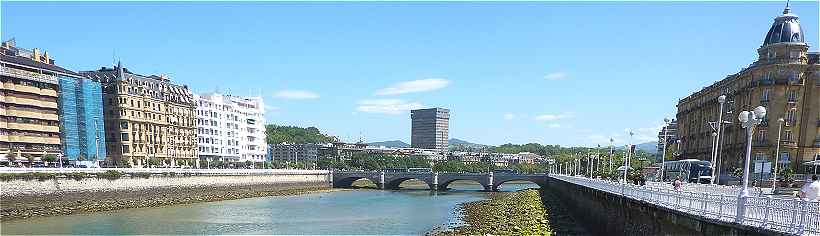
[{"xmin": 550, "ymin": 174, "xmax": 819, "ymax": 235}]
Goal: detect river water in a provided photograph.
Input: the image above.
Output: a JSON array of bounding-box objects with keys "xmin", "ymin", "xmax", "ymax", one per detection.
[{"xmin": 0, "ymin": 181, "xmax": 538, "ymax": 235}]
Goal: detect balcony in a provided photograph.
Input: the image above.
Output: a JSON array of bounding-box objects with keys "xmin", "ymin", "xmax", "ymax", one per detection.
[
  {"xmin": 0, "ymin": 66, "xmax": 59, "ymax": 84},
  {"xmin": 6, "ymin": 135, "xmax": 60, "ymax": 145},
  {"xmin": 0, "ymin": 82, "xmax": 58, "ymax": 97},
  {"xmin": 6, "ymin": 123, "xmax": 60, "ymax": 133},
  {"xmin": 4, "ymin": 109, "xmax": 59, "ymax": 121},
  {"xmin": 0, "ymin": 96, "xmax": 58, "ymax": 109}
]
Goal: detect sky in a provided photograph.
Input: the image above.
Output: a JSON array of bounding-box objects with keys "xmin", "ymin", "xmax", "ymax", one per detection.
[{"xmin": 2, "ymin": 1, "xmax": 818, "ymax": 147}]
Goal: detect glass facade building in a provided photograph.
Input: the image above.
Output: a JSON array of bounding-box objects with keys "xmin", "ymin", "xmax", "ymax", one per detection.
[{"xmin": 58, "ymin": 76, "xmax": 106, "ymax": 161}]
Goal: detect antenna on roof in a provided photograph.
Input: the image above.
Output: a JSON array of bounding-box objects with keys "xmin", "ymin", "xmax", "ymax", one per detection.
[{"xmin": 784, "ymin": 0, "xmax": 791, "ymax": 14}]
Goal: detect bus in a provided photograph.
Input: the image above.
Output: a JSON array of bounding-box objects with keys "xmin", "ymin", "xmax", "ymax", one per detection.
[
  {"xmin": 493, "ymin": 169, "xmax": 518, "ymax": 175},
  {"xmin": 407, "ymin": 168, "xmax": 432, "ymax": 173},
  {"xmin": 662, "ymin": 159, "xmax": 712, "ymax": 183}
]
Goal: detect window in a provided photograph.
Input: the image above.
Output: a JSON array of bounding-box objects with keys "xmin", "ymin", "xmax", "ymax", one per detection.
[
  {"xmin": 761, "ymin": 89, "xmax": 770, "ymax": 101},
  {"xmin": 785, "ymin": 110, "xmax": 796, "ymax": 123},
  {"xmin": 784, "ymin": 130, "xmax": 793, "ymax": 141},
  {"xmin": 790, "ymin": 51, "xmax": 801, "ymax": 59},
  {"xmin": 757, "ymin": 130, "xmax": 766, "ymax": 142},
  {"xmin": 121, "ymin": 133, "xmax": 130, "ymax": 141},
  {"xmin": 122, "ymin": 145, "xmax": 130, "ymax": 153},
  {"xmin": 788, "ymin": 90, "xmax": 797, "ymax": 102},
  {"xmin": 120, "ymin": 121, "xmax": 128, "ymax": 129}
]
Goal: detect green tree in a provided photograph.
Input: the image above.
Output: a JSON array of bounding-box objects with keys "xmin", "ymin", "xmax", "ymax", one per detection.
[{"xmin": 265, "ymin": 125, "xmax": 337, "ymax": 144}]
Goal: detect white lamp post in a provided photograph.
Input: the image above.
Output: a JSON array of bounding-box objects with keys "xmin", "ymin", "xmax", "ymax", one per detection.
[
  {"xmin": 710, "ymin": 131, "xmax": 718, "ymax": 183},
  {"xmin": 771, "ymin": 118, "xmax": 784, "ymax": 193},
  {"xmin": 710, "ymin": 95, "xmax": 727, "ymax": 184},
  {"xmin": 738, "ymin": 106, "xmax": 766, "ymax": 198},
  {"xmin": 660, "ymin": 118, "xmax": 671, "ymax": 182},
  {"xmin": 609, "ymin": 138, "xmax": 614, "ymax": 173}
]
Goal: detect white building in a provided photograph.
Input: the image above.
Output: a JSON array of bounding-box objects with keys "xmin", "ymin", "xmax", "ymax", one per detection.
[{"xmin": 195, "ymin": 93, "xmax": 266, "ymax": 163}]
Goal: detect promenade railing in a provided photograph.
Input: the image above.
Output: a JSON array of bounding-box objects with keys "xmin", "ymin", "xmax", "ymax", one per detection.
[
  {"xmin": 551, "ymin": 174, "xmax": 819, "ymax": 235},
  {"xmin": 0, "ymin": 167, "xmax": 329, "ymax": 175}
]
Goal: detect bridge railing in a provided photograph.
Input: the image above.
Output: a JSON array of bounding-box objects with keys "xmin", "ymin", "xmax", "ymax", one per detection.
[{"xmin": 551, "ymin": 174, "xmax": 819, "ymax": 235}]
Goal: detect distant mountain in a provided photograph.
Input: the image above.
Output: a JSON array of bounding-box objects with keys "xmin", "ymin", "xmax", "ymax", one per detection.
[
  {"xmin": 367, "ymin": 140, "xmax": 410, "ymax": 148},
  {"xmin": 616, "ymin": 141, "xmax": 658, "ymax": 154},
  {"xmin": 449, "ymin": 138, "xmax": 488, "ymax": 150}
]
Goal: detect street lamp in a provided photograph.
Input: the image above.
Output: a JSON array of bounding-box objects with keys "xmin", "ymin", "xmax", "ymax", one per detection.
[
  {"xmin": 709, "ymin": 95, "xmax": 727, "ymax": 184},
  {"xmin": 738, "ymin": 106, "xmax": 766, "ymax": 198},
  {"xmin": 772, "ymin": 118, "xmax": 785, "ymax": 194},
  {"xmin": 660, "ymin": 118, "xmax": 671, "ymax": 182},
  {"xmin": 609, "ymin": 138, "xmax": 614, "ymax": 173}
]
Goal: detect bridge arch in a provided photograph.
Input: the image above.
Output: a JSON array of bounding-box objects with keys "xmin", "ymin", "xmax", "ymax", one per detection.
[
  {"xmin": 493, "ymin": 178, "xmax": 545, "ymax": 191},
  {"xmin": 383, "ymin": 177, "xmax": 434, "ymax": 190},
  {"xmin": 438, "ymin": 178, "xmax": 489, "ymax": 191},
  {"xmin": 333, "ymin": 176, "xmax": 381, "ymax": 189}
]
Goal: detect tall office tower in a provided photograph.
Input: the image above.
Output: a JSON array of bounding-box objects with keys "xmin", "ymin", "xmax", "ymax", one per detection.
[{"xmin": 411, "ymin": 108, "xmax": 450, "ymax": 151}]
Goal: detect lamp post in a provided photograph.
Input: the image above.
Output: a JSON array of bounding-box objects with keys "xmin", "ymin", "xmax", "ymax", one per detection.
[
  {"xmin": 660, "ymin": 118, "xmax": 671, "ymax": 182},
  {"xmin": 709, "ymin": 95, "xmax": 727, "ymax": 184},
  {"xmin": 738, "ymin": 106, "xmax": 766, "ymax": 198},
  {"xmin": 710, "ymin": 131, "xmax": 718, "ymax": 183},
  {"xmin": 609, "ymin": 138, "xmax": 614, "ymax": 173},
  {"xmin": 772, "ymin": 118, "xmax": 785, "ymax": 193},
  {"xmin": 624, "ymin": 131, "xmax": 633, "ymax": 183}
]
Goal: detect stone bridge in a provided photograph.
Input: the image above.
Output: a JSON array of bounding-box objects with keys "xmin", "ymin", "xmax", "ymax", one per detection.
[{"xmin": 331, "ymin": 171, "xmax": 547, "ymax": 191}]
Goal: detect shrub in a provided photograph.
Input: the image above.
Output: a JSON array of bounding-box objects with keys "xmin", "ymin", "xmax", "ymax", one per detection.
[
  {"xmin": 130, "ymin": 172, "xmax": 152, "ymax": 179},
  {"xmin": 33, "ymin": 172, "xmax": 56, "ymax": 181},
  {"xmin": 161, "ymin": 172, "xmax": 177, "ymax": 177},
  {"xmin": 65, "ymin": 172, "xmax": 89, "ymax": 181},
  {"xmin": 97, "ymin": 170, "xmax": 124, "ymax": 180}
]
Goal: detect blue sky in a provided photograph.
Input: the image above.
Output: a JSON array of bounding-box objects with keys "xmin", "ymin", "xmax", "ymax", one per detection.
[{"xmin": 2, "ymin": 1, "xmax": 818, "ymax": 147}]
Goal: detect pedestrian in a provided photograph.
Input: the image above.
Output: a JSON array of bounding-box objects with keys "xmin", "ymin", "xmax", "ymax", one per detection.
[
  {"xmin": 798, "ymin": 175, "xmax": 819, "ymax": 201},
  {"xmin": 673, "ymin": 176, "xmax": 682, "ymax": 191}
]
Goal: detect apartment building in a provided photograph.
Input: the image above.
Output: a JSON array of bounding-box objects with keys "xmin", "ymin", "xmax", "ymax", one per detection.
[
  {"xmin": 0, "ymin": 40, "xmax": 65, "ymax": 161},
  {"xmin": 411, "ymin": 108, "xmax": 450, "ymax": 151},
  {"xmin": 82, "ymin": 62, "xmax": 197, "ymax": 167},
  {"xmin": 676, "ymin": 5, "xmax": 820, "ymax": 174},
  {"xmin": 195, "ymin": 93, "xmax": 266, "ymax": 163}
]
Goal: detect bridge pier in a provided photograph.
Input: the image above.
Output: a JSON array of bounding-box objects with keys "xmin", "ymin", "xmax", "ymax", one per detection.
[
  {"xmin": 432, "ymin": 173, "xmax": 439, "ymax": 191},
  {"xmin": 378, "ymin": 171, "xmax": 385, "ymax": 189}
]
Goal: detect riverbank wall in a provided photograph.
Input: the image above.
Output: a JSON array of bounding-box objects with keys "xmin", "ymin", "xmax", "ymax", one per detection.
[
  {"xmin": 0, "ymin": 170, "xmax": 331, "ymax": 221},
  {"xmin": 544, "ymin": 176, "xmax": 780, "ymax": 236}
]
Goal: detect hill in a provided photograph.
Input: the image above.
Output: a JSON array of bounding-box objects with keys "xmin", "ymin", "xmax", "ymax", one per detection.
[
  {"xmin": 616, "ymin": 141, "xmax": 658, "ymax": 154},
  {"xmin": 449, "ymin": 138, "xmax": 489, "ymax": 151},
  {"xmin": 368, "ymin": 140, "xmax": 410, "ymax": 148},
  {"xmin": 265, "ymin": 124, "xmax": 337, "ymax": 144}
]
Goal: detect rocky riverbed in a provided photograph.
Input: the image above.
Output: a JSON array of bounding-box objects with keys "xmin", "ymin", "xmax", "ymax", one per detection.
[
  {"xmin": 434, "ymin": 189, "xmax": 552, "ymax": 235},
  {"xmin": 0, "ymin": 182, "xmax": 330, "ymax": 222}
]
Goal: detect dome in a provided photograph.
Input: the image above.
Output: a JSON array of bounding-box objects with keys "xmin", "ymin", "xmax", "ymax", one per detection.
[{"xmin": 762, "ymin": 6, "xmax": 805, "ymax": 47}]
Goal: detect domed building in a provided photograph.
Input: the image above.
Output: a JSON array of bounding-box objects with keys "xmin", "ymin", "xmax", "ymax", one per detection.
[{"xmin": 676, "ymin": 4, "xmax": 820, "ymax": 179}]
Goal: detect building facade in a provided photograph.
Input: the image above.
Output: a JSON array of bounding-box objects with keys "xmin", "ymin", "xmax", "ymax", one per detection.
[
  {"xmin": 676, "ymin": 5, "xmax": 820, "ymax": 174},
  {"xmin": 0, "ymin": 40, "xmax": 64, "ymax": 161},
  {"xmin": 411, "ymin": 108, "xmax": 450, "ymax": 151},
  {"xmin": 657, "ymin": 119, "xmax": 678, "ymax": 162},
  {"xmin": 195, "ymin": 93, "xmax": 266, "ymax": 163},
  {"xmin": 82, "ymin": 62, "xmax": 197, "ymax": 167},
  {"xmin": 269, "ymin": 143, "xmax": 319, "ymax": 163}
]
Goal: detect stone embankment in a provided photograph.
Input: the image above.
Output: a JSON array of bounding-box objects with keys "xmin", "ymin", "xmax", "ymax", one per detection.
[{"xmin": 0, "ymin": 171, "xmax": 330, "ymax": 221}]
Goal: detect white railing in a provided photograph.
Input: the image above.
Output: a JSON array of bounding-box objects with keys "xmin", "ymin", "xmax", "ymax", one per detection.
[
  {"xmin": 552, "ymin": 174, "xmax": 819, "ymax": 235},
  {"xmin": 644, "ymin": 180, "xmax": 769, "ymax": 197},
  {"xmin": 0, "ymin": 167, "xmax": 329, "ymax": 175}
]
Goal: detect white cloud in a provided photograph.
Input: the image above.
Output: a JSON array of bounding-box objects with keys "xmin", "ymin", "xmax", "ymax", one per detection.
[
  {"xmin": 356, "ymin": 99, "xmax": 423, "ymax": 115},
  {"xmin": 544, "ymin": 73, "xmax": 568, "ymax": 81},
  {"xmin": 264, "ymin": 105, "xmax": 279, "ymax": 112},
  {"xmin": 376, "ymin": 78, "xmax": 451, "ymax": 95},
  {"xmin": 503, "ymin": 113, "xmax": 516, "ymax": 120},
  {"xmin": 548, "ymin": 123, "xmax": 561, "ymax": 128},
  {"xmin": 535, "ymin": 113, "xmax": 575, "ymax": 121},
  {"xmin": 273, "ymin": 90, "xmax": 320, "ymax": 100}
]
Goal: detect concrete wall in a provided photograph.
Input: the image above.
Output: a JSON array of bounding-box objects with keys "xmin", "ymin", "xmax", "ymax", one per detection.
[
  {"xmin": 545, "ymin": 177, "xmax": 781, "ymax": 236},
  {"xmin": 1, "ymin": 173, "xmax": 331, "ymax": 197}
]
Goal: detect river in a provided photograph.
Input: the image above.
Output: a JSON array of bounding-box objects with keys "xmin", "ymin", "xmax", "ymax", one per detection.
[{"xmin": 0, "ymin": 181, "xmax": 538, "ymax": 235}]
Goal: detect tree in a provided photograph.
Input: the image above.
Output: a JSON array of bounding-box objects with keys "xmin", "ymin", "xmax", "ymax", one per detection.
[
  {"xmin": 6, "ymin": 151, "xmax": 17, "ymax": 166},
  {"xmin": 147, "ymin": 158, "xmax": 161, "ymax": 167},
  {"xmin": 77, "ymin": 154, "xmax": 87, "ymax": 162}
]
